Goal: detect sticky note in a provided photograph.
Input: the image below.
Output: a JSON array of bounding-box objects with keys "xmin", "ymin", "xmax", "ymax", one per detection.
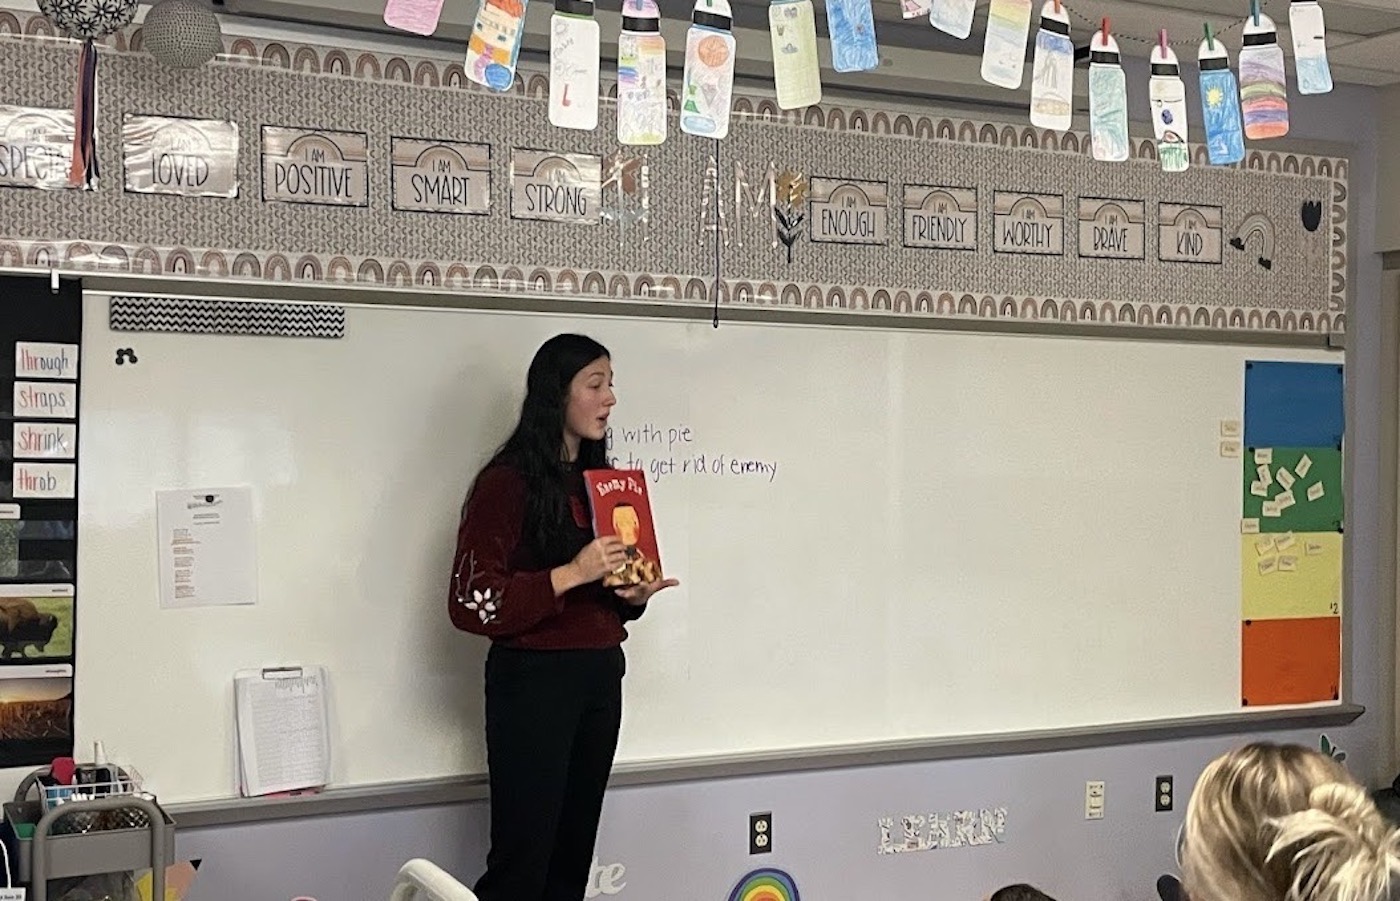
[
  {"xmin": 1255, "ymin": 536, "xmax": 1277, "ymax": 555},
  {"xmin": 1276, "ymin": 490, "xmax": 1296, "ymax": 510},
  {"xmin": 1306, "ymin": 540, "xmax": 1324, "ymax": 555},
  {"xmin": 1258, "ymin": 556, "xmax": 1278, "ymax": 575},
  {"xmin": 1255, "ymin": 447, "xmax": 1273, "ymax": 465},
  {"xmin": 1241, "ymin": 519, "xmax": 1261, "ymax": 534},
  {"xmin": 1276, "ymin": 533, "xmax": 1296, "ymax": 551},
  {"xmin": 1221, "ymin": 419, "xmax": 1242, "ymax": 438},
  {"xmin": 1262, "ymin": 501, "xmax": 1281, "ymax": 517},
  {"xmin": 1277, "ymin": 468, "xmax": 1295, "ymax": 490},
  {"xmin": 1308, "ymin": 481, "xmax": 1325, "ymax": 501},
  {"xmin": 1251, "ymin": 481, "xmax": 1269, "ymax": 497},
  {"xmin": 1296, "ymin": 454, "xmax": 1313, "ymax": 478},
  {"xmin": 1278, "ymin": 555, "xmax": 1298, "ymax": 572},
  {"xmin": 1257, "ymin": 464, "xmax": 1273, "ymax": 486},
  {"xmin": 1221, "ymin": 440, "xmax": 1242, "ymax": 458}
]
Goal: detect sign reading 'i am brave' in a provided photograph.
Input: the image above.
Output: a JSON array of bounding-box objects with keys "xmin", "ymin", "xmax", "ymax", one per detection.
[
  {"xmin": 1077, "ymin": 197, "xmax": 1145, "ymax": 260},
  {"xmin": 809, "ymin": 177, "xmax": 888, "ymax": 245},
  {"xmin": 0, "ymin": 105, "xmax": 75, "ymax": 190},
  {"xmin": 261, "ymin": 127, "xmax": 369, "ymax": 207},
  {"xmin": 123, "ymin": 115, "xmax": 240, "ymax": 198}
]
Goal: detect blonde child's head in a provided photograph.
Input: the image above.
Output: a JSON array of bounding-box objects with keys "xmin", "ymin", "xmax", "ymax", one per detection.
[{"xmin": 1183, "ymin": 742, "xmax": 1400, "ymax": 901}]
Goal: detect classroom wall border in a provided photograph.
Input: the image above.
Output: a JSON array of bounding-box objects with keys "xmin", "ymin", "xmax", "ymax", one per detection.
[
  {"xmin": 56, "ymin": 275, "xmax": 1346, "ymax": 349},
  {"xmin": 0, "ymin": 7, "xmax": 1351, "ymax": 339},
  {"xmin": 165, "ymin": 704, "xmax": 1364, "ymax": 828}
]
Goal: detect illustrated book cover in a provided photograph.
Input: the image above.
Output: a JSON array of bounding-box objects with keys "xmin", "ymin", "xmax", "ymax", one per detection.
[{"xmin": 583, "ymin": 468, "xmax": 664, "ymax": 587}]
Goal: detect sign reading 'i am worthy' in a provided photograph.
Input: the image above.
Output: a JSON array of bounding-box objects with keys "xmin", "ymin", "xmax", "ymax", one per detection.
[
  {"xmin": 0, "ymin": 105, "xmax": 75, "ymax": 190},
  {"xmin": 510, "ymin": 149, "xmax": 602, "ymax": 224},
  {"xmin": 809, "ymin": 177, "xmax": 888, "ymax": 245},
  {"xmin": 123, "ymin": 115, "xmax": 240, "ymax": 198},
  {"xmin": 261, "ymin": 126, "xmax": 369, "ymax": 207},
  {"xmin": 993, "ymin": 191, "xmax": 1065, "ymax": 256},
  {"xmin": 391, "ymin": 138, "xmax": 491, "ymax": 215}
]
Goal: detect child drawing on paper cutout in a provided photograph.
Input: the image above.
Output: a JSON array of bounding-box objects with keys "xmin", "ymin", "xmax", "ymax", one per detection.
[
  {"xmin": 466, "ymin": 0, "xmax": 525, "ymax": 90},
  {"xmin": 1181, "ymin": 742, "xmax": 1400, "ymax": 901},
  {"xmin": 605, "ymin": 502, "xmax": 661, "ymax": 587}
]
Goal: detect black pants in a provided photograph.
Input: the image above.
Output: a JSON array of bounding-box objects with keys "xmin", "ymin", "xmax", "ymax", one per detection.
[{"xmin": 473, "ymin": 644, "xmax": 625, "ymax": 901}]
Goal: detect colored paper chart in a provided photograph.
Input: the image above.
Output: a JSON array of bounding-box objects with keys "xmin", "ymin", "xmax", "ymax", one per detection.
[{"xmin": 1239, "ymin": 361, "xmax": 1343, "ymax": 707}]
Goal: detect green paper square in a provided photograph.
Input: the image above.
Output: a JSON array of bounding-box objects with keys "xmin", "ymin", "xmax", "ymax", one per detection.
[{"xmin": 1242, "ymin": 446, "xmax": 1342, "ymax": 533}]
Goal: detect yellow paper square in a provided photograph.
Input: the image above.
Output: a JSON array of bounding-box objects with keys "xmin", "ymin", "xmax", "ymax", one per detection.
[{"xmin": 1241, "ymin": 532, "xmax": 1342, "ymax": 620}]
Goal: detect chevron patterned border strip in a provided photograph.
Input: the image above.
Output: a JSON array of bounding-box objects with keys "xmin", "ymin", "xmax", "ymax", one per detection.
[{"xmin": 109, "ymin": 296, "xmax": 346, "ymax": 339}]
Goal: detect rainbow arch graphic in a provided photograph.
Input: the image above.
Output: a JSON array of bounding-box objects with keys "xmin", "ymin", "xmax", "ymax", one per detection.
[{"xmin": 727, "ymin": 867, "xmax": 801, "ymax": 901}]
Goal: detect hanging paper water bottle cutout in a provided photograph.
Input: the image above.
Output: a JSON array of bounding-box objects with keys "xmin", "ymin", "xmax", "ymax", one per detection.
[
  {"xmin": 1198, "ymin": 24, "xmax": 1245, "ymax": 165},
  {"xmin": 1149, "ymin": 31, "xmax": 1189, "ymax": 172},
  {"xmin": 465, "ymin": 0, "xmax": 528, "ymax": 90},
  {"xmin": 1290, "ymin": 0, "xmax": 1333, "ymax": 94},
  {"xmin": 1029, "ymin": 0, "xmax": 1073, "ymax": 131},
  {"xmin": 1088, "ymin": 21, "xmax": 1128, "ymax": 162},
  {"xmin": 383, "ymin": 0, "xmax": 446, "ymax": 35},
  {"xmin": 931, "ymin": 0, "xmax": 976, "ymax": 39},
  {"xmin": 1239, "ymin": 4, "xmax": 1288, "ymax": 139},
  {"xmin": 901, "ymin": 0, "xmax": 931, "ymax": 20},
  {"xmin": 825, "ymin": 0, "xmax": 880, "ymax": 72},
  {"xmin": 769, "ymin": 0, "xmax": 822, "ymax": 109},
  {"xmin": 617, "ymin": 0, "xmax": 668, "ymax": 145},
  {"xmin": 681, "ymin": 0, "xmax": 737, "ymax": 138},
  {"xmin": 550, "ymin": 0, "xmax": 601, "ymax": 130},
  {"xmin": 982, "ymin": 0, "xmax": 1034, "ymax": 89}
]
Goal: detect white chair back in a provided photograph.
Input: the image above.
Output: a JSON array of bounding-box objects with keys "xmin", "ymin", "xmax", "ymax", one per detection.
[{"xmin": 389, "ymin": 858, "xmax": 479, "ymax": 901}]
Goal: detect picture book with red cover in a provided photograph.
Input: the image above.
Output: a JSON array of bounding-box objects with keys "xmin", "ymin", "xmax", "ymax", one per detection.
[{"xmin": 583, "ymin": 468, "xmax": 663, "ymax": 587}]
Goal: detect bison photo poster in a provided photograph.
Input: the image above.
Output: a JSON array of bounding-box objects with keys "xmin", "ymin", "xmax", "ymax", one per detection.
[{"xmin": 583, "ymin": 468, "xmax": 664, "ymax": 588}]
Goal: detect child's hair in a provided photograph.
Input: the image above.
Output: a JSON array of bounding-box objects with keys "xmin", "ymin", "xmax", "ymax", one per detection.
[
  {"xmin": 1183, "ymin": 742, "xmax": 1400, "ymax": 901},
  {"xmin": 989, "ymin": 885, "xmax": 1056, "ymax": 901}
]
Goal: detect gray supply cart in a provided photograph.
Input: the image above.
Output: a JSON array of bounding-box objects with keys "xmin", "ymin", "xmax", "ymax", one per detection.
[{"xmin": 2, "ymin": 767, "xmax": 173, "ymax": 901}]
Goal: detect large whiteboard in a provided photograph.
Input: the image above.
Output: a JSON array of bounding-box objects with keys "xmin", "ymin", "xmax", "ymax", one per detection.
[{"xmin": 74, "ymin": 292, "xmax": 1340, "ymax": 803}]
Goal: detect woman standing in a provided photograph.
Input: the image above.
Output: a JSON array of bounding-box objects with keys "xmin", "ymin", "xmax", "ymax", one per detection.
[{"xmin": 448, "ymin": 333, "xmax": 677, "ymax": 901}]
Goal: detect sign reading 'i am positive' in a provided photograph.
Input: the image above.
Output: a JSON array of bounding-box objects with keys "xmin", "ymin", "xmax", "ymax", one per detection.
[{"xmin": 261, "ymin": 126, "xmax": 369, "ymax": 207}]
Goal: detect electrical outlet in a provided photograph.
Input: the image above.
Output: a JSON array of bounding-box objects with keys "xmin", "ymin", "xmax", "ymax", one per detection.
[
  {"xmin": 750, "ymin": 812, "xmax": 772, "ymax": 854},
  {"xmin": 1155, "ymin": 775, "xmax": 1174, "ymax": 812},
  {"xmin": 1085, "ymin": 780, "xmax": 1105, "ymax": 820}
]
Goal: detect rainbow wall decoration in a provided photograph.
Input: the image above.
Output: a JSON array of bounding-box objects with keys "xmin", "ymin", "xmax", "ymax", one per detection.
[
  {"xmin": 1239, "ymin": 360, "xmax": 1344, "ymax": 706},
  {"xmin": 727, "ymin": 867, "xmax": 801, "ymax": 901}
]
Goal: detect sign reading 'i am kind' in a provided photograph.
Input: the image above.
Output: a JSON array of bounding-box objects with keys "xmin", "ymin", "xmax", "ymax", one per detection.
[
  {"xmin": 1159, "ymin": 203, "xmax": 1224, "ymax": 264},
  {"xmin": 123, "ymin": 115, "xmax": 240, "ymax": 198},
  {"xmin": 261, "ymin": 126, "xmax": 369, "ymax": 207},
  {"xmin": 0, "ymin": 105, "xmax": 75, "ymax": 190}
]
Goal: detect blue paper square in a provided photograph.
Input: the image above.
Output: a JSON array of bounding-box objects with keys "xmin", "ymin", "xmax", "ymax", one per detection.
[{"xmin": 1243, "ymin": 361, "xmax": 1344, "ymax": 449}]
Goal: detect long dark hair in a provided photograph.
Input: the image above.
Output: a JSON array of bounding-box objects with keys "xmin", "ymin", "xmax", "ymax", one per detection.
[{"xmin": 473, "ymin": 333, "xmax": 612, "ymax": 564}]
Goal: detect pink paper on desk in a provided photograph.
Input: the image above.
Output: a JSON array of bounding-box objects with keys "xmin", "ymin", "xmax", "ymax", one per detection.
[{"xmin": 383, "ymin": 0, "xmax": 445, "ymax": 34}]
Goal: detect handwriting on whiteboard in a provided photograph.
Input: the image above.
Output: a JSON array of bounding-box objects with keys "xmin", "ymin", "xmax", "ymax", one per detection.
[{"xmin": 606, "ymin": 422, "xmax": 779, "ymax": 484}]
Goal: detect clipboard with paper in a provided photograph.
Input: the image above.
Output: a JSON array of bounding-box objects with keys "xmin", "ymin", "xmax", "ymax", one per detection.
[{"xmin": 233, "ymin": 666, "xmax": 331, "ymax": 797}]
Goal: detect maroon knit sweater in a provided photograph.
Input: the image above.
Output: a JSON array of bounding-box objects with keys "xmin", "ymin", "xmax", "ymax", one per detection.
[{"xmin": 447, "ymin": 463, "xmax": 646, "ymax": 649}]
